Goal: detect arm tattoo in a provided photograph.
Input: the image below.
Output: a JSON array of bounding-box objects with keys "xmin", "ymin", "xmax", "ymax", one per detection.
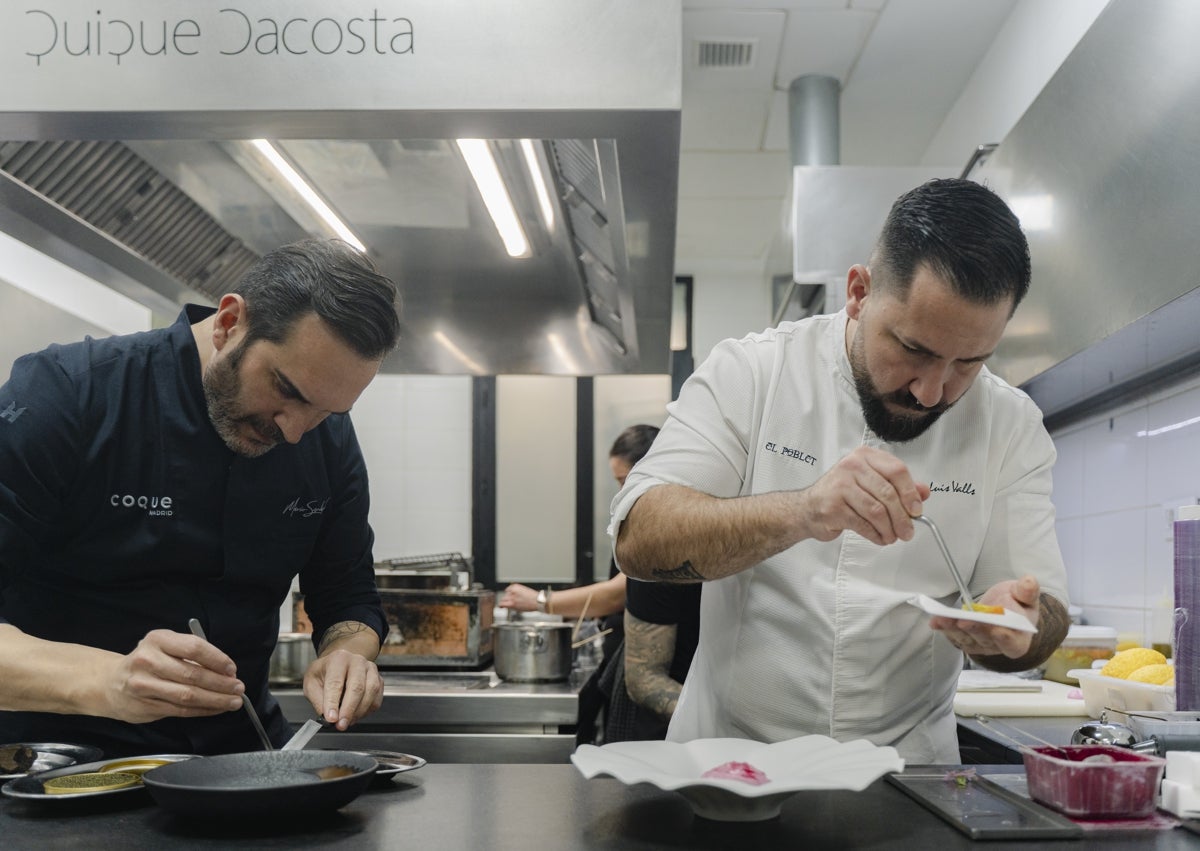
[
  {"xmin": 650, "ymin": 560, "xmax": 706, "ymax": 582},
  {"xmin": 971, "ymin": 593, "xmax": 1070, "ymax": 674},
  {"xmin": 624, "ymin": 611, "xmax": 682, "ymax": 721},
  {"xmin": 317, "ymin": 620, "xmax": 374, "ymax": 655}
]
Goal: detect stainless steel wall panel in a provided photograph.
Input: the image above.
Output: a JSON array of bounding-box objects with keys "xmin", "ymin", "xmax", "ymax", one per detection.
[{"xmin": 979, "ymin": 0, "xmax": 1200, "ymax": 411}]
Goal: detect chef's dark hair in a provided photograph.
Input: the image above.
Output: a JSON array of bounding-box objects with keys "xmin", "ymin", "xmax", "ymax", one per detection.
[
  {"xmin": 231, "ymin": 239, "xmax": 401, "ymax": 359},
  {"xmin": 610, "ymin": 424, "xmax": 659, "ymax": 465},
  {"xmin": 871, "ymin": 178, "xmax": 1031, "ymax": 313}
]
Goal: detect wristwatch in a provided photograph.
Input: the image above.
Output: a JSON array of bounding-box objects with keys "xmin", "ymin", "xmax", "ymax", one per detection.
[{"xmin": 535, "ymin": 588, "xmax": 549, "ymax": 613}]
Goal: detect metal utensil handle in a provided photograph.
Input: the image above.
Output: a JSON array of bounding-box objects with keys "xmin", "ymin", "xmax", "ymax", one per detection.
[
  {"xmin": 975, "ymin": 714, "xmax": 1071, "ymax": 758},
  {"xmin": 913, "ymin": 515, "xmax": 973, "ymax": 608},
  {"xmin": 187, "ymin": 618, "xmax": 274, "ymax": 752}
]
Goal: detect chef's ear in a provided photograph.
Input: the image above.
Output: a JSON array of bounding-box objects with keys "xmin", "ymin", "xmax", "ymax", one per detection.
[
  {"xmin": 212, "ymin": 294, "xmax": 248, "ymax": 351},
  {"xmin": 845, "ymin": 265, "xmax": 871, "ymax": 319}
]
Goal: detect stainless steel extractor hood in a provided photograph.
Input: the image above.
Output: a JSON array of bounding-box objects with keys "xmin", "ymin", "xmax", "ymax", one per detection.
[
  {"xmin": 976, "ymin": 0, "xmax": 1200, "ymax": 423},
  {"xmin": 0, "ymin": 1, "xmax": 681, "ymax": 376}
]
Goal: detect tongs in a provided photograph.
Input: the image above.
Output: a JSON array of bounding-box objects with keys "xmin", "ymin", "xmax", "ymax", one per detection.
[{"xmin": 913, "ymin": 515, "xmax": 974, "ymax": 609}]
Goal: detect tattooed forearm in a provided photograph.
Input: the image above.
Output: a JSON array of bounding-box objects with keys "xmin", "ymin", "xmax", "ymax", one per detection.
[
  {"xmin": 971, "ymin": 593, "xmax": 1070, "ymax": 673},
  {"xmin": 650, "ymin": 561, "xmax": 706, "ymax": 583},
  {"xmin": 624, "ymin": 612, "xmax": 682, "ymax": 720},
  {"xmin": 317, "ymin": 620, "xmax": 375, "ymax": 655}
]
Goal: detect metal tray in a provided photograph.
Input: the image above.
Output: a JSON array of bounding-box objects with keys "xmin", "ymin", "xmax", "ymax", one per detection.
[{"xmin": 887, "ymin": 772, "xmax": 1082, "ymax": 840}]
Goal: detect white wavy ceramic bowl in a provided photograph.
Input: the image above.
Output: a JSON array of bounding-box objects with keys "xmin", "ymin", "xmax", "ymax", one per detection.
[{"xmin": 571, "ymin": 734, "xmax": 904, "ymax": 821}]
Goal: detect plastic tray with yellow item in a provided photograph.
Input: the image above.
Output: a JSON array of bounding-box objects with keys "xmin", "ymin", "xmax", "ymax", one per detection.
[
  {"xmin": 1068, "ymin": 668, "xmax": 1176, "ymax": 719},
  {"xmin": 906, "ymin": 594, "xmax": 1038, "ymax": 633},
  {"xmin": 1, "ymin": 754, "xmax": 199, "ymax": 801}
]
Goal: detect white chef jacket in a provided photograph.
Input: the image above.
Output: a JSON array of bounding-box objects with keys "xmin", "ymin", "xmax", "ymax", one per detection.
[{"xmin": 608, "ymin": 311, "xmax": 1068, "ymax": 763}]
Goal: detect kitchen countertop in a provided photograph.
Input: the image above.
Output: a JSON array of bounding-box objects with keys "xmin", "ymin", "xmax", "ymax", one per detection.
[{"xmin": 3, "ymin": 763, "xmax": 1196, "ymax": 849}]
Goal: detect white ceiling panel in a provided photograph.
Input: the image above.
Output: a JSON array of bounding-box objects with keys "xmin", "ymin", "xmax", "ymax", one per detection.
[
  {"xmin": 681, "ymin": 90, "xmax": 775, "ymax": 151},
  {"xmin": 840, "ymin": 0, "xmax": 1016, "ymax": 165},
  {"xmin": 676, "ymin": 197, "xmax": 785, "ymax": 259},
  {"xmin": 774, "ymin": 8, "xmax": 880, "ymax": 87},
  {"xmin": 678, "ymin": 151, "xmax": 791, "ymax": 198}
]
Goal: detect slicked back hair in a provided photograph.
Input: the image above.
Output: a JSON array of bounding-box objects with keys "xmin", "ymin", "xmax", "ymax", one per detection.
[
  {"xmin": 870, "ymin": 178, "xmax": 1031, "ymax": 314},
  {"xmin": 231, "ymin": 239, "xmax": 401, "ymax": 360}
]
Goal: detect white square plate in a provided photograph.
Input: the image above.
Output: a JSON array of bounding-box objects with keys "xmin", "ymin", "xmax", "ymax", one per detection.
[{"xmin": 907, "ymin": 594, "xmax": 1037, "ymax": 633}]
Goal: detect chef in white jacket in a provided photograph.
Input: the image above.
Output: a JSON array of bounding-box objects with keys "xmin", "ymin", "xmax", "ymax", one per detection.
[{"xmin": 609, "ymin": 178, "xmax": 1070, "ymax": 764}]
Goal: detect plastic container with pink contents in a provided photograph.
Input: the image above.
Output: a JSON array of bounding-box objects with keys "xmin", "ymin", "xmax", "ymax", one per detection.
[{"xmin": 1021, "ymin": 744, "xmax": 1166, "ymax": 819}]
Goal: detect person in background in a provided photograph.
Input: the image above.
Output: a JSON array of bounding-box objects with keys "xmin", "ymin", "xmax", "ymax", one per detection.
[
  {"xmin": 611, "ymin": 178, "xmax": 1070, "ymax": 763},
  {"xmin": 0, "ymin": 239, "xmax": 400, "ymax": 757},
  {"xmin": 606, "ymin": 572, "xmax": 701, "ymax": 742},
  {"xmin": 501, "ymin": 424, "xmax": 660, "ymax": 744}
]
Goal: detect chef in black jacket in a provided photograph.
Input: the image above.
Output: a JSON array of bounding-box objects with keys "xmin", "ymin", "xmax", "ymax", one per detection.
[{"xmin": 0, "ymin": 239, "xmax": 399, "ymax": 757}]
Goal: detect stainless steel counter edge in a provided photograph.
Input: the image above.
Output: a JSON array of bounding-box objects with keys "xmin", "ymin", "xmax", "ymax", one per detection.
[{"xmin": 273, "ymin": 674, "xmax": 580, "ymax": 727}]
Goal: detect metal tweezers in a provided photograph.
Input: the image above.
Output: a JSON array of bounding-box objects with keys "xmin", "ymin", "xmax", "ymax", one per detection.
[{"xmin": 913, "ymin": 515, "xmax": 974, "ymax": 608}]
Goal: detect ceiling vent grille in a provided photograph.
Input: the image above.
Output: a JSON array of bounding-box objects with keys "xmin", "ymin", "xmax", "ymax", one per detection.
[
  {"xmin": 696, "ymin": 39, "xmax": 756, "ymax": 69},
  {"xmin": 0, "ymin": 140, "xmax": 259, "ymax": 300}
]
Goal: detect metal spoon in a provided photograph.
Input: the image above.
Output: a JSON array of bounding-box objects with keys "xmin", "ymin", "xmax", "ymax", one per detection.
[
  {"xmin": 187, "ymin": 618, "xmax": 274, "ymax": 752},
  {"xmin": 913, "ymin": 515, "xmax": 974, "ymax": 608}
]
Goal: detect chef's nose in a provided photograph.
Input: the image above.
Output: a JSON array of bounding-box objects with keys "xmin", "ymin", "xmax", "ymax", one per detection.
[
  {"xmin": 908, "ymin": 363, "xmax": 952, "ymax": 409},
  {"xmin": 274, "ymin": 408, "xmax": 323, "ymax": 445}
]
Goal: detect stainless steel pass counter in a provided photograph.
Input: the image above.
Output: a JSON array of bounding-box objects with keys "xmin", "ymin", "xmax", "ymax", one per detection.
[{"xmin": 273, "ymin": 669, "xmax": 581, "ymax": 763}]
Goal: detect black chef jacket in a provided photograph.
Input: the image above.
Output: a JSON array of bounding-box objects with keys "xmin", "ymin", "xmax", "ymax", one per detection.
[{"xmin": 0, "ymin": 306, "xmax": 387, "ymax": 757}]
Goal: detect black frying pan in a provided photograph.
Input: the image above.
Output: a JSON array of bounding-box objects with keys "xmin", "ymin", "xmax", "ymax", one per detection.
[{"xmin": 141, "ymin": 749, "xmax": 376, "ymax": 818}]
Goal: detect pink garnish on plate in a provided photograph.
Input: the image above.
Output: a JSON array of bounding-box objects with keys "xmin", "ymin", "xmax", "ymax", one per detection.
[{"xmin": 700, "ymin": 761, "xmax": 770, "ymax": 785}]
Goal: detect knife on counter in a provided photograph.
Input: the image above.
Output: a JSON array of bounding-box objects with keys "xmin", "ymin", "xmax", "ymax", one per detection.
[{"xmin": 281, "ymin": 717, "xmax": 326, "ymax": 751}]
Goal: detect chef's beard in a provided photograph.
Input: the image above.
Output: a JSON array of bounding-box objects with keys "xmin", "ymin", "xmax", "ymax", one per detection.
[
  {"xmin": 203, "ymin": 344, "xmax": 285, "ymax": 458},
  {"xmin": 849, "ymin": 328, "xmax": 948, "ymax": 444}
]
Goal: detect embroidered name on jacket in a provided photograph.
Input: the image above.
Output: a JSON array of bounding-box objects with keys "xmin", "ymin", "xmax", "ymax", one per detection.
[
  {"xmin": 110, "ymin": 493, "xmax": 174, "ymax": 516},
  {"xmin": 0, "ymin": 402, "xmax": 26, "ymax": 423},
  {"xmin": 764, "ymin": 440, "xmax": 817, "ymax": 466},
  {"xmin": 929, "ymin": 480, "xmax": 977, "ymax": 496},
  {"xmin": 283, "ymin": 497, "xmax": 330, "ymax": 518}
]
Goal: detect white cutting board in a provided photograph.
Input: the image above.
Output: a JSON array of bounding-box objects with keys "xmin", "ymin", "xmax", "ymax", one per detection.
[{"xmin": 953, "ymin": 678, "xmax": 1089, "ymax": 717}]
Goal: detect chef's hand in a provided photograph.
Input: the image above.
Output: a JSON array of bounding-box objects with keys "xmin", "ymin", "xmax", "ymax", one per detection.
[
  {"xmin": 929, "ymin": 574, "xmax": 1041, "ymax": 658},
  {"xmin": 103, "ymin": 629, "xmax": 246, "ymax": 724},
  {"xmin": 799, "ymin": 446, "xmax": 931, "ymax": 545},
  {"xmin": 499, "ymin": 583, "xmax": 537, "ymax": 611},
  {"xmin": 303, "ymin": 649, "xmax": 384, "ymax": 731}
]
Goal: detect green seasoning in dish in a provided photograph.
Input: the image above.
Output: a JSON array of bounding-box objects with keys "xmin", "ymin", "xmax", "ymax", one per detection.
[{"xmin": 43, "ymin": 771, "xmax": 141, "ymax": 795}]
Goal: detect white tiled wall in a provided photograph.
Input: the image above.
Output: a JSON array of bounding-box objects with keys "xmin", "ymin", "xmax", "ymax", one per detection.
[
  {"xmin": 352, "ymin": 375, "xmax": 474, "ymax": 562},
  {"xmin": 280, "ymin": 374, "xmax": 473, "ymax": 630},
  {"xmin": 1049, "ymin": 370, "xmax": 1200, "ymax": 644}
]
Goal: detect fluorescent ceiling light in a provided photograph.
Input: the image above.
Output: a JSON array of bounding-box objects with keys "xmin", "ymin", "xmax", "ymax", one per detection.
[
  {"xmin": 249, "ymin": 139, "xmax": 366, "ymax": 252},
  {"xmin": 520, "ymin": 139, "xmax": 555, "ymax": 232},
  {"xmin": 456, "ymin": 139, "xmax": 530, "ymax": 258}
]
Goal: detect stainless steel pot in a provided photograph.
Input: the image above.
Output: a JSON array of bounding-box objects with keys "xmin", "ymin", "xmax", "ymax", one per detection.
[
  {"xmin": 269, "ymin": 632, "xmax": 317, "ymax": 685},
  {"xmin": 492, "ymin": 622, "xmax": 572, "ymax": 682}
]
